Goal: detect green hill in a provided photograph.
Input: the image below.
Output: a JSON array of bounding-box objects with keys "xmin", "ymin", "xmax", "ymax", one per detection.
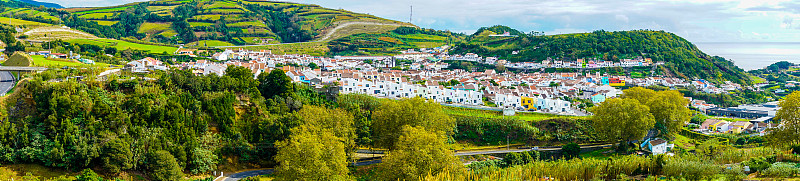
[
  {"xmin": 49, "ymin": 0, "xmax": 411, "ymax": 46},
  {"xmin": 451, "ymin": 28, "xmax": 753, "ymax": 85},
  {"xmin": 4, "ymin": 51, "xmax": 33, "ymax": 66}
]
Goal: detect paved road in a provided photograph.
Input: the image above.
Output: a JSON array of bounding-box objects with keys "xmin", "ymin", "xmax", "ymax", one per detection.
[
  {"xmin": 0, "ymin": 66, "xmax": 47, "ymax": 71},
  {"xmin": 0, "ymin": 71, "xmax": 15, "ymax": 96},
  {"xmin": 220, "ymin": 169, "xmax": 274, "ymax": 181},
  {"xmin": 454, "ymin": 143, "xmax": 614, "ymax": 156},
  {"xmin": 218, "ymin": 159, "xmax": 383, "ymax": 181}
]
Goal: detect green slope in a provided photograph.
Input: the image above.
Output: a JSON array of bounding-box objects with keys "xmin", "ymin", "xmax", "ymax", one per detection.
[{"xmin": 451, "ymin": 26, "xmax": 753, "ymax": 85}]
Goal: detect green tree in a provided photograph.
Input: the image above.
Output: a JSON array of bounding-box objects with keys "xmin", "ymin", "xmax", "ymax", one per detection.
[
  {"xmin": 189, "ymin": 147, "xmax": 217, "ymax": 174},
  {"xmin": 768, "ymin": 91, "xmax": 800, "ymax": 145},
  {"xmin": 147, "ymin": 150, "xmax": 184, "ymax": 181},
  {"xmin": 274, "ymin": 126, "xmax": 350, "ymax": 181},
  {"xmin": 561, "ymin": 143, "xmax": 581, "ymax": 159},
  {"xmin": 296, "ymin": 106, "xmax": 356, "ymax": 152},
  {"xmin": 648, "ymin": 90, "xmax": 691, "ymax": 135},
  {"xmin": 74, "ymin": 169, "xmax": 103, "ymax": 181},
  {"xmin": 225, "ymin": 65, "xmax": 257, "ymax": 92},
  {"xmin": 258, "ymin": 69, "xmax": 296, "ymax": 99},
  {"xmin": 101, "ymin": 139, "xmax": 133, "ymax": 175},
  {"xmin": 623, "ymin": 87, "xmax": 690, "ymax": 135},
  {"xmin": 592, "ymin": 98, "xmax": 655, "ymax": 145},
  {"xmin": 372, "ymin": 97, "xmax": 456, "ymax": 149},
  {"xmin": 379, "ymin": 126, "xmax": 463, "ymax": 180}
]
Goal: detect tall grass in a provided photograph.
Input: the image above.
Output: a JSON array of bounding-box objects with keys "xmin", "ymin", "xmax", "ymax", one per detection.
[{"xmin": 425, "ymin": 155, "xmax": 656, "ymax": 180}]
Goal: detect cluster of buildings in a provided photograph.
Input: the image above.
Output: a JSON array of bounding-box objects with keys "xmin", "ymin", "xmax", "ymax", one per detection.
[
  {"xmin": 26, "ymin": 50, "xmax": 95, "ymax": 64},
  {"xmin": 118, "ymin": 46, "xmax": 755, "ymax": 116},
  {"xmin": 699, "ymin": 118, "xmax": 777, "ymax": 135}
]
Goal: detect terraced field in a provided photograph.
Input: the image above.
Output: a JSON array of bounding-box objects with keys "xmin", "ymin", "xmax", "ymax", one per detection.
[
  {"xmin": 24, "ymin": 26, "xmax": 99, "ymax": 41},
  {"xmin": 137, "ymin": 22, "xmax": 172, "ymax": 34},
  {"xmin": 187, "ymin": 40, "xmax": 234, "ymax": 47},
  {"xmin": 0, "ymin": 8, "xmax": 59, "ymax": 22},
  {"xmin": 66, "ymin": 39, "xmax": 178, "ymax": 53},
  {"xmin": 89, "ymin": 20, "xmax": 118, "ymax": 26},
  {"xmin": 0, "ymin": 17, "xmax": 51, "ymax": 26}
]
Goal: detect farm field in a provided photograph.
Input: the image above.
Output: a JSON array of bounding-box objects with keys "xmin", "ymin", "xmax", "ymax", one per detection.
[
  {"xmin": 0, "ymin": 17, "xmax": 51, "ymax": 26},
  {"xmin": 66, "ymin": 39, "xmax": 178, "ymax": 53},
  {"xmin": 241, "ymin": 42, "xmax": 329, "ymax": 56},
  {"xmin": 89, "ymin": 20, "xmax": 118, "ymax": 26},
  {"xmin": 187, "ymin": 40, "xmax": 235, "ymax": 47}
]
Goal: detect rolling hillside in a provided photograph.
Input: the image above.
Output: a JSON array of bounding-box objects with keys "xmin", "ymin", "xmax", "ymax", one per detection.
[
  {"xmin": 451, "ymin": 26, "xmax": 754, "ymax": 85},
  {"xmin": 53, "ymin": 0, "xmax": 412, "ymax": 46}
]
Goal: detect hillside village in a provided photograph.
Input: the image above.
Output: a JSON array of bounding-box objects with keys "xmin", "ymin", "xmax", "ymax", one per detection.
[{"xmin": 110, "ymin": 46, "xmax": 747, "ymax": 116}]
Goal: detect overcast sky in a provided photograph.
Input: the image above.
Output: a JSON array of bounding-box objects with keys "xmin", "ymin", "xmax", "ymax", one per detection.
[{"xmin": 43, "ymin": 0, "xmax": 800, "ymax": 43}]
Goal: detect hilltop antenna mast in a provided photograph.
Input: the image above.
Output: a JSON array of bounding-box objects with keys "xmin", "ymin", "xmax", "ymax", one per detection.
[{"xmin": 409, "ymin": 5, "xmax": 413, "ymax": 23}]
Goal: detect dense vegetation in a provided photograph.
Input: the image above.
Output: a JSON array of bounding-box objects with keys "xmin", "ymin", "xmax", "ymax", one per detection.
[{"xmin": 451, "ymin": 26, "xmax": 753, "ymax": 85}]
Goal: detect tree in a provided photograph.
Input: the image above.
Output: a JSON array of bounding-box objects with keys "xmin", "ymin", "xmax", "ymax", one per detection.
[
  {"xmin": 562, "ymin": 143, "xmax": 580, "ymax": 159},
  {"xmin": 225, "ymin": 65, "xmax": 257, "ymax": 91},
  {"xmin": 258, "ymin": 69, "xmax": 296, "ymax": 99},
  {"xmin": 767, "ymin": 91, "xmax": 800, "ymax": 145},
  {"xmin": 623, "ymin": 87, "xmax": 690, "ymax": 135},
  {"xmin": 379, "ymin": 126, "xmax": 463, "ymax": 180},
  {"xmin": 308, "ymin": 62, "xmax": 318, "ymax": 69},
  {"xmin": 295, "ymin": 106, "xmax": 356, "ymax": 152},
  {"xmin": 101, "ymin": 139, "xmax": 133, "ymax": 175},
  {"xmin": 74, "ymin": 169, "xmax": 103, "ymax": 181},
  {"xmin": 189, "ymin": 147, "xmax": 217, "ymax": 174},
  {"xmin": 592, "ymin": 98, "xmax": 655, "ymax": 145},
  {"xmin": 648, "ymin": 90, "xmax": 691, "ymax": 134},
  {"xmin": 274, "ymin": 126, "xmax": 350, "ymax": 181},
  {"xmin": 147, "ymin": 150, "xmax": 183, "ymax": 181},
  {"xmin": 372, "ymin": 97, "xmax": 456, "ymax": 149}
]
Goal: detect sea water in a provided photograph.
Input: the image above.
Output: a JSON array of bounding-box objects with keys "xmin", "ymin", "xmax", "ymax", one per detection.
[{"xmin": 694, "ymin": 42, "xmax": 800, "ymax": 71}]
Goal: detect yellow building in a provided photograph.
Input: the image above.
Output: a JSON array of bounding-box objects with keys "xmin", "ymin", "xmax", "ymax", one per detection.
[
  {"xmin": 730, "ymin": 121, "xmax": 753, "ymax": 134},
  {"xmin": 521, "ymin": 97, "xmax": 536, "ymax": 111}
]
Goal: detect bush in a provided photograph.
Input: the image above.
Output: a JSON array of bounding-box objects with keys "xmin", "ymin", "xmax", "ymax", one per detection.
[
  {"xmin": 562, "ymin": 143, "xmax": 580, "ymax": 159},
  {"xmin": 467, "ymin": 159, "xmax": 506, "ymax": 170},
  {"xmin": 722, "ymin": 165, "xmax": 746, "ymax": 181},
  {"xmin": 663, "ymin": 156, "xmax": 721, "ymax": 180},
  {"xmin": 761, "ymin": 162, "xmax": 800, "ymax": 178},
  {"xmin": 743, "ymin": 157, "xmax": 773, "ymax": 172}
]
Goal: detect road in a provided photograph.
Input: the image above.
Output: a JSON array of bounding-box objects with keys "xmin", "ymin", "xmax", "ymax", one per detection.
[
  {"xmin": 217, "ymin": 159, "xmax": 383, "ymax": 181},
  {"xmin": 0, "ymin": 71, "xmax": 15, "ymax": 96},
  {"xmin": 454, "ymin": 143, "xmax": 614, "ymax": 156},
  {"xmin": 220, "ymin": 169, "xmax": 274, "ymax": 181},
  {"xmin": 218, "ymin": 143, "xmax": 613, "ymax": 180}
]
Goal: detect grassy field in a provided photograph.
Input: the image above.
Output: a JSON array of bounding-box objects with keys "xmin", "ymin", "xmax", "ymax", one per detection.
[
  {"xmin": 137, "ymin": 22, "xmax": 172, "ymax": 34},
  {"xmin": 0, "ymin": 164, "xmax": 77, "ymax": 180},
  {"xmin": 66, "ymin": 39, "xmax": 178, "ymax": 53},
  {"xmin": 188, "ymin": 40, "xmax": 235, "ymax": 47},
  {"xmin": 189, "ymin": 22, "xmax": 214, "ymax": 27},
  {"xmin": 242, "ymin": 42, "xmax": 329, "ymax": 56},
  {"xmin": 90, "ymin": 20, "xmax": 118, "ymax": 26},
  {"xmin": 320, "ymin": 23, "xmax": 403, "ymax": 41},
  {"xmin": 443, "ymin": 106, "xmax": 573, "ymax": 122},
  {"xmin": 750, "ymin": 75, "xmax": 767, "ymax": 84},
  {"xmin": 0, "ymin": 17, "xmax": 51, "ymax": 26},
  {"xmin": 29, "ymin": 55, "xmax": 114, "ymax": 68}
]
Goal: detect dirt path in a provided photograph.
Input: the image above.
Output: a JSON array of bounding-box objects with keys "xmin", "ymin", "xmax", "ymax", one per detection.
[{"xmin": 315, "ymin": 21, "xmax": 407, "ymax": 42}]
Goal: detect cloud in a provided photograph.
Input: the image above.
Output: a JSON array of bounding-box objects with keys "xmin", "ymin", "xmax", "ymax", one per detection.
[{"xmin": 37, "ymin": 0, "xmax": 800, "ymax": 42}]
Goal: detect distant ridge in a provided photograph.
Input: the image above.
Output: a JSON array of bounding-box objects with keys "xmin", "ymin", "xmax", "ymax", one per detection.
[{"xmin": 13, "ymin": 0, "xmax": 63, "ymax": 8}]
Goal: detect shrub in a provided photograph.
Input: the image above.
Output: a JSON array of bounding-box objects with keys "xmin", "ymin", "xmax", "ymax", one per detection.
[
  {"xmin": 722, "ymin": 165, "xmax": 746, "ymax": 181},
  {"xmin": 562, "ymin": 143, "xmax": 580, "ymax": 159},
  {"xmin": 663, "ymin": 156, "xmax": 721, "ymax": 180},
  {"xmin": 467, "ymin": 159, "xmax": 506, "ymax": 170},
  {"xmin": 761, "ymin": 162, "xmax": 800, "ymax": 178},
  {"xmin": 743, "ymin": 157, "xmax": 773, "ymax": 172}
]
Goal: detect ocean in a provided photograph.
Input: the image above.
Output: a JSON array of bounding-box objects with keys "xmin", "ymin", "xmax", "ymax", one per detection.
[{"xmin": 694, "ymin": 42, "xmax": 800, "ymax": 71}]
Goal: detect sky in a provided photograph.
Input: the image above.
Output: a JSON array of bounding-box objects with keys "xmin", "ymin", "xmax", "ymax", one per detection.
[{"xmin": 41, "ymin": 0, "xmax": 800, "ymax": 43}]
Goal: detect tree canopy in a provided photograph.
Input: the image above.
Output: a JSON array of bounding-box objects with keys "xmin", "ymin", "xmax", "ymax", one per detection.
[
  {"xmin": 592, "ymin": 98, "xmax": 655, "ymax": 143},
  {"xmin": 379, "ymin": 125, "xmax": 463, "ymax": 180},
  {"xmin": 371, "ymin": 97, "xmax": 456, "ymax": 149}
]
